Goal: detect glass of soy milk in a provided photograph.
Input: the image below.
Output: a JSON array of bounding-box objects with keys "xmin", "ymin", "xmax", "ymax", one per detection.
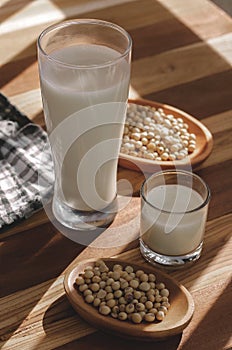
[
  {"xmin": 37, "ymin": 19, "xmax": 131, "ymax": 230},
  {"xmin": 140, "ymin": 170, "xmax": 210, "ymax": 267}
]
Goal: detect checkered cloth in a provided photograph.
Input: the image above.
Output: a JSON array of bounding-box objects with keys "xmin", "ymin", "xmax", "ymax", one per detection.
[{"xmin": 0, "ymin": 93, "xmax": 54, "ymax": 229}]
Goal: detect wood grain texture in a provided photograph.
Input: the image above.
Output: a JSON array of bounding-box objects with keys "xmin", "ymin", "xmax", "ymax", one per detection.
[
  {"xmin": 0, "ymin": 213, "xmax": 231, "ymax": 349},
  {"xmin": 145, "ymin": 70, "xmax": 232, "ymax": 118},
  {"xmin": 0, "ymin": 0, "xmax": 232, "ymax": 349}
]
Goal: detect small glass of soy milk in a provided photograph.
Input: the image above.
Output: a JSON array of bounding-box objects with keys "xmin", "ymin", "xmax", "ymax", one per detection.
[{"xmin": 140, "ymin": 170, "xmax": 210, "ymax": 267}]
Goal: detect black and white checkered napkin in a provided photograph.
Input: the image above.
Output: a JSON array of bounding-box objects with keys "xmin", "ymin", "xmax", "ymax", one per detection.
[{"xmin": 0, "ymin": 93, "xmax": 54, "ymax": 229}]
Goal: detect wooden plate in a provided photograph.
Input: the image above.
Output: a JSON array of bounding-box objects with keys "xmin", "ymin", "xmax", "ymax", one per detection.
[
  {"xmin": 64, "ymin": 258, "xmax": 194, "ymax": 341},
  {"xmin": 119, "ymin": 98, "xmax": 213, "ymax": 173}
]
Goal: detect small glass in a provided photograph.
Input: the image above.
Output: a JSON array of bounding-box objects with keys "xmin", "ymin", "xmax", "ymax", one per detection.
[
  {"xmin": 37, "ymin": 19, "xmax": 132, "ymax": 230},
  {"xmin": 140, "ymin": 170, "xmax": 210, "ymax": 267}
]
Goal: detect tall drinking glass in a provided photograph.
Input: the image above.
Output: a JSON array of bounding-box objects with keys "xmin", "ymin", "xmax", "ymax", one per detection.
[{"xmin": 38, "ymin": 19, "xmax": 132, "ymax": 230}]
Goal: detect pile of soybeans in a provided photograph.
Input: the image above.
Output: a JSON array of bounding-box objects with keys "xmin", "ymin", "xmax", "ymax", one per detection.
[
  {"xmin": 120, "ymin": 103, "xmax": 196, "ymax": 161},
  {"xmin": 75, "ymin": 259, "xmax": 170, "ymax": 324}
]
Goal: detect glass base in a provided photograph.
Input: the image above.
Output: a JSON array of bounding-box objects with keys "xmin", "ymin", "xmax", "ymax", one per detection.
[
  {"xmin": 140, "ymin": 239, "xmax": 203, "ymax": 268},
  {"xmin": 52, "ymin": 197, "xmax": 117, "ymax": 230}
]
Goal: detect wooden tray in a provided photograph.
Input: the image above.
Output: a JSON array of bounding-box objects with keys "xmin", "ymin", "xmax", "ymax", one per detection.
[
  {"xmin": 64, "ymin": 258, "xmax": 195, "ymax": 341},
  {"xmin": 119, "ymin": 98, "xmax": 213, "ymax": 173}
]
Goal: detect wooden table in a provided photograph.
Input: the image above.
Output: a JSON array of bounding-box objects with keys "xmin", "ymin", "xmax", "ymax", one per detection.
[{"xmin": 0, "ymin": 1, "xmax": 232, "ymax": 349}]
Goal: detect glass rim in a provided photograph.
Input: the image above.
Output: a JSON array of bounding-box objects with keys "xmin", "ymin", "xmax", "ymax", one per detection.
[
  {"xmin": 37, "ymin": 18, "xmax": 132, "ymax": 69},
  {"xmin": 140, "ymin": 169, "xmax": 211, "ymax": 214}
]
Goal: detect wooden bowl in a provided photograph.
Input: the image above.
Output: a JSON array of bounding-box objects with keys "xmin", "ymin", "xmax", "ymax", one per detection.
[
  {"xmin": 64, "ymin": 258, "xmax": 194, "ymax": 341},
  {"xmin": 119, "ymin": 98, "xmax": 213, "ymax": 173}
]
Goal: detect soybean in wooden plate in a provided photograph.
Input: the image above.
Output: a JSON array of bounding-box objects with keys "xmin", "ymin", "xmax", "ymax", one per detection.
[
  {"xmin": 119, "ymin": 98, "xmax": 213, "ymax": 173},
  {"xmin": 64, "ymin": 258, "xmax": 195, "ymax": 341}
]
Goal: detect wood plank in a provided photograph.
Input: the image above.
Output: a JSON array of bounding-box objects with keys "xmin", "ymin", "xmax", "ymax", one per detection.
[
  {"xmin": 0, "ymin": 197, "xmax": 141, "ymax": 296},
  {"xmin": 131, "ymin": 41, "xmax": 231, "ymax": 96},
  {"xmin": 8, "ymin": 90, "xmax": 43, "ymax": 122},
  {"xmin": 129, "ymin": 18, "xmax": 200, "ymax": 60},
  {"xmin": 144, "ymin": 70, "xmax": 232, "ymax": 118},
  {"xmin": 0, "ymin": 213, "xmax": 231, "ymax": 350},
  {"xmin": 0, "ymin": 26, "xmax": 54, "ymax": 66},
  {"xmin": 0, "ymin": 0, "xmax": 136, "ymax": 35},
  {"xmin": 56, "ymin": 330, "xmax": 183, "ymax": 350},
  {"xmin": 0, "ymin": 277, "xmax": 95, "ymax": 350},
  {"xmin": 2, "ymin": 3, "xmax": 231, "ymax": 98},
  {"xmin": 207, "ymin": 33, "xmax": 232, "ymax": 66},
  {"xmin": 178, "ymin": 280, "xmax": 232, "ymax": 350},
  {"xmin": 202, "ymin": 110, "xmax": 232, "ymax": 134},
  {"xmin": 196, "ymin": 129, "xmax": 232, "ymax": 170},
  {"xmin": 195, "ymin": 110, "xmax": 232, "ymax": 167},
  {"xmin": 197, "ymin": 160, "xmax": 232, "ymax": 221},
  {"xmin": 0, "ymin": 0, "xmax": 34, "ymax": 23},
  {"xmin": 74, "ymin": 0, "xmax": 172, "ymax": 31},
  {"xmin": 0, "ymin": 209, "xmax": 50, "ymax": 239},
  {"xmin": 0, "ymin": 0, "xmax": 155, "ymax": 65},
  {"xmin": 157, "ymin": 0, "xmax": 232, "ymax": 40},
  {"xmin": 1, "ymin": 0, "xmax": 188, "ymax": 66},
  {"xmin": 0, "ymin": 224, "xmax": 84, "ymax": 297},
  {"xmin": 1, "ymin": 59, "xmax": 39, "ymax": 96}
]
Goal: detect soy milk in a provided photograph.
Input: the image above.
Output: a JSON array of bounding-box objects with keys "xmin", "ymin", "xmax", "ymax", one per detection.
[
  {"xmin": 141, "ymin": 184, "xmax": 207, "ymax": 256},
  {"xmin": 39, "ymin": 44, "xmax": 130, "ymax": 211}
]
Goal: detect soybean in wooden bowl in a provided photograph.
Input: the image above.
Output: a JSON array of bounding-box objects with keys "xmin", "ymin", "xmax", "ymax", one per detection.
[
  {"xmin": 119, "ymin": 98, "xmax": 213, "ymax": 173},
  {"xmin": 64, "ymin": 258, "xmax": 195, "ymax": 341}
]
